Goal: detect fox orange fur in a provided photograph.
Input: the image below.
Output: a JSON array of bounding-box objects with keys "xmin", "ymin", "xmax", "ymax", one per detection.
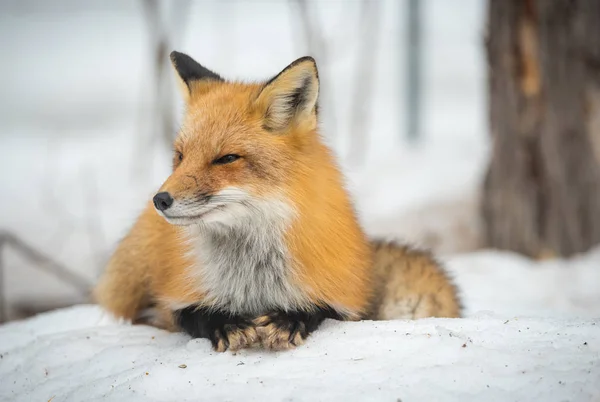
[{"xmin": 94, "ymin": 51, "xmax": 460, "ymax": 352}]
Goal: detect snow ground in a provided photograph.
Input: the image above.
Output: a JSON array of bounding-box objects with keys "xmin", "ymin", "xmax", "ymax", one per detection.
[
  {"xmin": 448, "ymin": 249, "xmax": 600, "ymax": 320},
  {"xmin": 0, "ymin": 305, "xmax": 598, "ymax": 402}
]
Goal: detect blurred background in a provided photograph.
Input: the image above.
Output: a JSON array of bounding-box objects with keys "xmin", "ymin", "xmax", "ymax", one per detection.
[{"xmin": 1, "ymin": 0, "xmax": 598, "ymax": 323}]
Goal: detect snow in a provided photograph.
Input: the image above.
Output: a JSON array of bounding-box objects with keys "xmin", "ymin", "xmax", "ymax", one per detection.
[
  {"xmin": 0, "ymin": 304, "xmax": 598, "ymax": 402},
  {"xmin": 448, "ymin": 249, "xmax": 600, "ymax": 319}
]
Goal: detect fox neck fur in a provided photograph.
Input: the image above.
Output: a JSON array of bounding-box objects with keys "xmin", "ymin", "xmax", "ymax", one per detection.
[{"xmin": 184, "ymin": 195, "xmax": 313, "ymax": 316}]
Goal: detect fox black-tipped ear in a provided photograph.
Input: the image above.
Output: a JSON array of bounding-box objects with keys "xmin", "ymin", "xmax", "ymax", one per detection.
[
  {"xmin": 170, "ymin": 51, "xmax": 223, "ymax": 99},
  {"xmin": 256, "ymin": 56, "xmax": 319, "ymax": 132}
]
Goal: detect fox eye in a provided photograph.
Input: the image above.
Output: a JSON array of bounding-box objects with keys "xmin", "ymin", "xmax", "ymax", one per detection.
[
  {"xmin": 172, "ymin": 151, "xmax": 184, "ymax": 171},
  {"xmin": 213, "ymin": 154, "xmax": 241, "ymax": 165}
]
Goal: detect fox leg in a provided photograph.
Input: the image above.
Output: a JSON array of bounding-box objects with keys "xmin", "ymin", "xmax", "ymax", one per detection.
[
  {"xmin": 92, "ymin": 205, "xmax": 166, "ymax": 322},
  {"xmin": 92, "ymin": 236, "xmax": 153, "ymax": 322},
  {"xmin": 134, "ymin": 304, "xmax": 179, "ymax": 331},
  {"xmin": 93, "ymin": 264, "xmax": 150, "ymax": 321}
]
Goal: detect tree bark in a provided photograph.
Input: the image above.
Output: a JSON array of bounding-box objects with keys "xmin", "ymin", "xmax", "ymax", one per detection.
[{"xmin": 482, "ymin": 0, "xmax": 600, "ymax": 258}]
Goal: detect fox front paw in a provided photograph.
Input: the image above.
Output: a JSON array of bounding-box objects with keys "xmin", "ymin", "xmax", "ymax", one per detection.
[
  {"xmin": 253, "ymin": 306, "xmax": 342, "ymax": 351},
  {"xmin": 253, "ymin": 313, "xmax": 307, "ymax": 350},
  {"xmin": 174, "ymin": 306, "xmax": 258, "ymax": 352},
  {"xmin": 209, "ymin": 322, "xmax": 259, "ymax": 352}
]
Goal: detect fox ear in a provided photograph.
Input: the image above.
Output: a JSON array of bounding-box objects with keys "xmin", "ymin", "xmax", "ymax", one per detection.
[
  {"xmin": 170, "ymin": 51, "xmax": 223, "ymax": 100},
  {"xmin": 256, "ymin": 56, "xmax": 319, "ymax": 132}
]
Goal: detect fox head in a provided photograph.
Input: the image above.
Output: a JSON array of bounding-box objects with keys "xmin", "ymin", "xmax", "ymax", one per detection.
[{"xmin": 153, "ymin": 51, "xmax": 321, "ymax": 227}]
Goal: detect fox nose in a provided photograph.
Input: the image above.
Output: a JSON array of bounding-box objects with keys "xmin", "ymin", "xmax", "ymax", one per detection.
[{"xmin": 153, "ymin": 192, "xmax": 174, "ymax": 211}]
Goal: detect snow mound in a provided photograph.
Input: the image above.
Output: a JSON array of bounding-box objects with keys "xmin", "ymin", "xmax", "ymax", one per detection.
[
  {"xmin": 1, "ymin": 305, "xmax": 598, "ymax": 402},
  {"xmin": 447, "ymin": 248, "xmax": 600, "ymax": 319}
]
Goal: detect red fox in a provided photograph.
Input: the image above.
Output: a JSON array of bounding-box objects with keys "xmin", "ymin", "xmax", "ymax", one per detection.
[{"xmin": 93, "ymin": 51, "xmax": 460, "ymax": 352}]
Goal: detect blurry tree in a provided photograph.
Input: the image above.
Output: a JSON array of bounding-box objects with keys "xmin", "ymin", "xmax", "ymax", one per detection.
[
  {"xmin": 142, "ymin": 0, "xmax": 176, "ymax": 151},
  {"xmin": 482, "ymin": 0, "xmax": 600, "ymax": 258},
  {"xmin": 133, "ymin": 0, "xmax": 190, "ymax": 179},
  {"xmin": 404, "ymin": 0, "xmax": 422, "ymax": 144},
  {"xmin": 291, "ymin": 0, "xmax": 338, "ymax": 145},
  {"xmin": 291, "ymin": 0, "xmax": 382, "ymax": 166},
  {"xmin": 347, "ymin": 0, "xmax": 383, "ymax": 166}
]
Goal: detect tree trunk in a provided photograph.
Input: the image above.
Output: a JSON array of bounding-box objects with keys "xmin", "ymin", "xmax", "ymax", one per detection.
[{"xmin": 482, "ymin": 0, "xmax": 600, "ymax": 258}]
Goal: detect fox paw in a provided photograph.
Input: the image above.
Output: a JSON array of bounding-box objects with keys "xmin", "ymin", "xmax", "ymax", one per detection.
[
  {"xmin": 210, "ymin": 322, "xmax": 259, "ymax": 352},
  {"xmin": 254, "ymin": 307, "xmax": 342, "ymax": 351},
  {"xmin": 253, "ymin": 313, "xmax": 308, "ymax": 351},
  {"xmin": 174, "ymin": 306, "xmax": 258, "ymax": 352}
]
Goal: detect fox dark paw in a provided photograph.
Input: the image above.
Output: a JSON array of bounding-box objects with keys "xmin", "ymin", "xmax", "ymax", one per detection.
[
  {"xmin": 253, "ymin": 307, "xmax": 342, "ymax": 351},
  {"xmin": 175, "ymin": 306, "xmax": 258, "ymax": 352}
]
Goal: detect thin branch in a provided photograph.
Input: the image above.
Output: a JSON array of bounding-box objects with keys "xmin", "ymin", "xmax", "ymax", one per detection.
[
  {"xmin": 133, "ymin": 0, "xmax": 191, "ymax": 180},
  {"xmin": 41, "ymin": 140, "xmax": 78, "ymax": 227},
  {"xmin": 405, "ymin": 0, "xmax": 422, "ymax": 142},
  {"xmin": 347, "ymin": 0, "xmax": 383, "ymax": 166},
  {"xmin": 132, "ymin": 0, "xmax": 167, "ymax": 181},
  {"xmin": 143, "ymin": 0, "xmax": 172, "ymax": 150},
  {"xmin": 291, "ymin": 0, "xmax": 338, "ymax": 141},
  {"xmin": 294, "ymin": 0, "xmax": 328, "ymax": 59},
  {"xmin": 11, "ymin": 299, "xmax": 88, "ymax": 321},
  {"xmin": 0, "ymin": 231, "xmax": 92, "ymax": 295},
  {"xmin": 40, "ymin": 140, "xmax": 80, "ymax": 258},
  {"xmin": 143, "ymin": 0, "xmax": 192, "ymax": 151},
  {"xmin": 168, "ymin": 0, "xmax": 192, "ymax": 51},
  {"xmin": 0, "ymin": 244, "xmax": 5, "ymax": 323},
  {"xmin": 81, "ymin": 167, "xmax": 107, "ymax": 275}
]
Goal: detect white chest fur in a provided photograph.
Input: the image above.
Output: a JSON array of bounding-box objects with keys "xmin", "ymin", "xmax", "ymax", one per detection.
[{"xmin": 186, "ymin": 198, "xmax": 310, "ymax": 316}]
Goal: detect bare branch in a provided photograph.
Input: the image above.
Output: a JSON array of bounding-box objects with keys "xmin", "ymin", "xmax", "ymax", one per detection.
[
  {"xmin": 405, "ymin": 0, "xmax": 422, "ymax": 142},
  {"xmin": 11, "ymin": 298, "xmax": 85, "ymax": 321},
  {"xmin": 81, "ymin": 167, "xmax": 107, "ymax": 275},
  {"xmin": 143, "ymin": 0, "xmax": 173, "ymax": 150},
  {"xmin": 133, "ymin": 0, "xmax": 191, "ymax": 179},
  {"xmin": 41, "ymin": 140, "xmax": 78, "ymax": 227},
  {"xmin": 291, "ymin": 0, "xmax": 338, "ymax": 141},
  {"xmin": 168, "ymin": 0, "xmax": 192, "ymax": 48},
  {"xmin": 294, "ymin": 0, "xmax": 328, "ymax": 59},
  {"xmin": 347, "ymin": 0, "xmax": 383, "ymax": 166},
  {"xmin": 0, "ymin": 231, "xmax": 92, "ymax": 295},
  {"xmin": 0, "ymin": 245, "xmax": 5, "ymax": 323}
]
